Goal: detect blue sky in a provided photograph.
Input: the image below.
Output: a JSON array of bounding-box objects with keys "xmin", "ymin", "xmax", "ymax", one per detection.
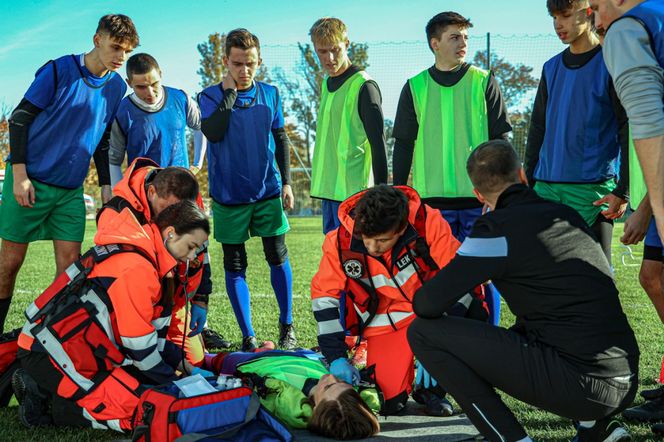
[{"xmin": 0, "ymin": 0, "xmax": 562, "ymax": 117}]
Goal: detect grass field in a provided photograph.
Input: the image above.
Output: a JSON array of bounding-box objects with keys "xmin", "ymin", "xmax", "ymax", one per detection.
[{"xmin": 0, "ymin": 217, "xmax": 662, "ymax": 441}]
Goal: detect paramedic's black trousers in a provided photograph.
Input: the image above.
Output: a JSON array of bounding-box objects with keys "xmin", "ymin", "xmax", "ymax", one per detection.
[{"xmin": 408, "ymin": 316, "xmax": 638, "ymax": 442}]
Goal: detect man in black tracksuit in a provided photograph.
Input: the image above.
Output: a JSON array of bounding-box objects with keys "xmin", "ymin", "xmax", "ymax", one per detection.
[{"xmin": 408, "ymin": 140, "xmax": 639, "ymax": 442}]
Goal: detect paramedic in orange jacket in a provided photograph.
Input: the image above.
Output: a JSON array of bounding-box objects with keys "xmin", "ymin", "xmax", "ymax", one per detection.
[
  {"xmin": 14, "ymin": 200, "xmax": 210, "ymax": 431},
  {"xmin": 99, "ymin": 158, "xmax": 229, "ymax": 364},
  {"xmin": 311, "ymin": 185, "xmax": 486, "ymax": 415}
]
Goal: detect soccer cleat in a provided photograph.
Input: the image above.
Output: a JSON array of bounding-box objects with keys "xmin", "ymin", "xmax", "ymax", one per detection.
[
  {"xmin": 411, "ymin": 388, "xmax": 454, "ymax": 417},
  {"xmin": 241, "ymin": 335, "xmax": 258, "ymax": 352},
  {"xmin": 201, "ymin": 327, "xmax": 231, "ymax": 350},
  {"xmin": 622, "ymin": 396, "xmax": 664, "ymax": 422},
  {"xmin": 640, "ymin": 385, "xmax": 664, "ymax": 401},
  {"xmin": 12, "ymin": 368, "xmax": 52, "ymax": 428},
  {"xmin": 278, "ymin": 322, "xmax": 297, "ymax": 350},
  {"xmin": 571, "ymin": 419, "xmax": 630, "ymax": 442}
]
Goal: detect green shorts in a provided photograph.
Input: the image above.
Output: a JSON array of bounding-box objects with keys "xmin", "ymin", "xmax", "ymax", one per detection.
[
  {"xmin": 534, "ymin": 180, "xmax": 616, "ymax": 227},
  {"xmin": 0, "ymin": 164, "xmax": 85, "ymax": 243},
  {"xmin": 212, "ymin": 197, "xmax": 290, "ymax": 244}
]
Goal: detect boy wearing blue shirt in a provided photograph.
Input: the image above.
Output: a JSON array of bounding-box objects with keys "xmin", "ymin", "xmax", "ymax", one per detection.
[
  {"xmin": 524, "ymin": 0, "xmax": 629, "ymax": 265},
  {"xmin": 109, "ymin": 53, "xmax": 202, "ymax": 186},
  {"xmin": 0, "ymin": 14, "xmax": 138, "ymax": 332},
  {"xmin": 199, "ymin": 29, "xmax": 296, "ymax": 352}
]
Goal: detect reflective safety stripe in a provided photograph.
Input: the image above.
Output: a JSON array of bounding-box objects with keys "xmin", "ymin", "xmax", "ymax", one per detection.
[
  {"xmin": 203, "ymin": 250, "xmax": 210, "ymax": 264},
  {"xmin": 24, "ymin": 302, "xmax": 40, "ymax": 321},
  {"xmin": 65, "ymin": 263, "xmax": 81, "ymax": 281},
  {"xmin": 360, "ymin": 264, "xmax": 417, "ymax": 290},
  {"xmin": 82, "ymin": 408, "xmax": 121, "ymax": 431},
  {"xmin": 152, "ymin": 316, "xmax": 171, "ymax": 331},
  {"xmin": 312, "ymin": 296, "xmax": 340, "ymax": 312},
  {"xmin": 316, "ymin": 319, "xmax": 345, "ymax": 335},
  {"xmin": 80, "ymin": 289, "xmax": 115, "ymax": 345},
  {"xmin": 353, "ymin": 305, "xmax": 414, "ymax": 328},
  {"xmin": 107, "ymin": 419, "xmax": 122, "ymax": 432},
  {"xmin": 21, "ymin": 321, "xmax": 35, "ymax": 340},
  {"xmin": 34, "ymin": 328, "xmax": 95, "ymax": 391},
  {"xmin": 456, "ymin": 293, "xmax": 473, "ymax": 309},
  {"xmin": 458, "ymin": 237, "xmax": 508, "ymax": 258},
  {"xmin": 121, "ymin": 332, "xmax": 157, "ymax": 351},
  {"xmin": 132, "ymin": 348, "xmax": 162, "ymax": 371},
  {"xmin": 157, "ymin": 337, "xmax": 166, "ymax": 352}
]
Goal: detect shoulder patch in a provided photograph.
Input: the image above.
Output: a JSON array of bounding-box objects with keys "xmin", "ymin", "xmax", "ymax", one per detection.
[{"xmin": 343, "ymin": 259, "xmax": 363, "ymax": 279}]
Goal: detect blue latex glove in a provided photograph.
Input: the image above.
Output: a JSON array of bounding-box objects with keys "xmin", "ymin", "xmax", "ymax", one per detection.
[
  {"xmin": 329, "ymin": 358, "xmax": 360, "ymax": 386},
  {"xmin": 191, "ymin": 366, "xmax": 214, "ymax": 378},
  {"xmin": 188, "ymin": 303, "xmax": 207, "ymax": 337},
  {"xmin": 415, "ymin": 360, "xmax": 437, "ymax": 389}
]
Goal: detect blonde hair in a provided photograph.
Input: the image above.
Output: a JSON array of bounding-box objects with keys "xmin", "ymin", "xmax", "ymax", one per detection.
[{"xmin": 309, "ymin": 17, "xmax": 349, "ymax": 45}]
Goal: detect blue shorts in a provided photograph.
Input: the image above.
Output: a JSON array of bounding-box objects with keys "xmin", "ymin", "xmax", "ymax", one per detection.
[
  {"xmin": 439, "ymin": 207, "xmax": 483, "ymax": 242},
  {"xmin": 644, "ymin": 217, "xmax": 664, "ymax": 261},
  {"xmin": 322, "ymin": 200, "xmax": 342, "ymax": 234}
]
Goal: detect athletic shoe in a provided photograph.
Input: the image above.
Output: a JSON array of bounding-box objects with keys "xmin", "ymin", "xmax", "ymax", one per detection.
[
  {"xmin": 12, "ymin": 368, "xmax": 52, "ymax": 428},
  {"xmin": 641, "ymin": 385, "xmax": 664, "ymax": 401},
  {"xmin": 241, "ymin": 336, "xmax": 258, "ymax": 352},
  {"xmin": 652, "ymin": 423, "xmax": 664, "ymax": 436},
  {"xmin": 570, "ymin": 419, "xmax": 630, "ymax": 442},
  {"xmin": 278, "ymin": 323, "xmax": 297, "ymax": 350},
  {"xmin": 411, "ymin": 388, "xmax": 454, "ymax": 417},
  {"xmin": 622, "ymin": 396, "xmax": 664, "ymax": 422},
  {"xmin": 351, "ymin": 339, "xmax": 368, "ymax": 368},
  {"xmin": 201, "ymin": 327, "xmax": 231, "ymax": 350}
]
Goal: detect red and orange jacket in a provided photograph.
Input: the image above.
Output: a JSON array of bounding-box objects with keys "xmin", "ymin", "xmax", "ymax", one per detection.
[
  {"xmin": 311, "ymin": 186, "xmax": 461, "ymax": 362},
  {"xmin": 19, "ymin": 203, "xmax": 179, "ymax": 392}
]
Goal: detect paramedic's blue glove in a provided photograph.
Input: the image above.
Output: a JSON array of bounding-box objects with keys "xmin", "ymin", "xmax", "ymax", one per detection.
[
  {"xmin": 415, "ymin": 360, "xmax": 438, "ymax": 389},
  {"xmin": 188, "ymin": 303, "xmax": 207, "ymax": 337},
  {"xmin": 191, "ymin": 367, "xmax": 214, "ymax": 378},
  {"xmin": 330, "ymin": 358, "xmax": 360, "ymax": 386}
]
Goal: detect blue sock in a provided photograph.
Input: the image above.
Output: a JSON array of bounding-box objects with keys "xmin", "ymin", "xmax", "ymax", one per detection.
[
  {"xmin": 225, "ymin": 270, "xmax": 254, "ymax": 337},
  {"xmin": 485, "ymin": 282, "xmax": 501, "ymax": 326},
  {"xmin": 270, "ymin": 258, "xmax": 293, "ymax": 324}
]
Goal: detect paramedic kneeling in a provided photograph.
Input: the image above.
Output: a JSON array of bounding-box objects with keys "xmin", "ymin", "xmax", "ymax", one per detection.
[{"xmin": 408, "ymin": 139, "xmax": 640, "ymax": 442}]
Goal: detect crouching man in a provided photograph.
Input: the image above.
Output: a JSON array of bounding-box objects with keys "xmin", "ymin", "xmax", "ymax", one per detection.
[
  {"xmin": 311, "ymin": 185, "xmax": 488, "ymax": 415},
  {"xmin": 408, "ymin": 140, "xmax": 639, "ymax": 442}
]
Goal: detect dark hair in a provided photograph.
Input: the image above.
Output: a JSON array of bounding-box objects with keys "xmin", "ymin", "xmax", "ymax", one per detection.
[
  {"xmin": 426, "ymin": 11, "xmax": 473, "ymax": 50},
  {"xmin": 154, "ymin": 200, "xmax": 210, "ymax": 236},
  {"xmin": 96, "ymin": 14, "xmax": 139, "ymax": 47},
  {"xmin": 307, "ymin": 389, "xmax": 380, "ymax": 440},
  {"xmin": 466, "ymin": 140, "xmax": 522, "ymax": 195},
  {"xmin": 151, "ymin": 167, "xmax": 199, "ymax": 201},
  {"xmin": 547, "ymin": 0, "xmax": 587, "ymax": 15},
  {"xmin": 225, "ymin": 28, "xmax": 261, "ymax": 57},
  {"xmin": 353, "ymin": 185, "xmax": 409, "ymax": 238},
  {"xmin": 126, "ymin": 53, "xmax": 160, "ymax": 79}
]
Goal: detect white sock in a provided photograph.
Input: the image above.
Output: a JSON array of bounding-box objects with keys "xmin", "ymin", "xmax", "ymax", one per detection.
[{"xmin": 578, "ymin": 420, "xmax": 596, "ymax": 428}]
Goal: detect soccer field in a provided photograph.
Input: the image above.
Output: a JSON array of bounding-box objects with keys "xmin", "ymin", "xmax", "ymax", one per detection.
[{"xmin": 0, "ymin": 217, "xmax": 661, "ymax": 441}]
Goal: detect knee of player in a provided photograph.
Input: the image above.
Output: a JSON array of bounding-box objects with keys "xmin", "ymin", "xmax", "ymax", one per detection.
[
  {"xmin": 263, "ymin": 240, "xmax": 288, "ymax": 266},
  {"xmin": 222, "ymin": 246, "xmax": 248, "ymax": 273}
]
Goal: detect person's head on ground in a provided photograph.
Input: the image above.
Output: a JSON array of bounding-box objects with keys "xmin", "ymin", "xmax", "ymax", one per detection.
[
  {"xmin": 466, "ymin": 140, "xmax": 527, "ymax": 210},
  {"xmin": 353, "ymin": 185, "xmax": 409, "ymax": 257},
  {"xmin": 309, "ymin": 17, "xmax": 351, "ymax": 78},
  {"xmin": 547, "ymin": 0, "xmax": 596, "ymax": 47},
  {"xmin": 92, "ymin": 14, "xmax": 139, "ymax": 73},
  {"xmin": 426, "ymin": 11, "xmax": 472, "ymax": 71},
  {"xmin": 154, "ymin": 199, "xmax": 210, "ymax": 262},
  {"xmin": 224, "ymin": 28, "xmax": 262, "ymax": 90},
  {"xmin": 589, "ymin": 0, "xmax": 641, "ymax": 37},
  {"xmin": 307, "ymin": 374, "xmax": 380, "ymax": 440},
  {"xmin": 126, "ymin": 53, "xmax": 162, "ymax": 105},
  {"xmin": 147, "ymin": 167, "xmax": 199, "ymax": 217}
]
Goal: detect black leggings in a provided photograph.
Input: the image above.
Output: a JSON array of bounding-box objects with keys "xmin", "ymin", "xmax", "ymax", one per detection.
[
  {"xmin": 222, "ymin": 234, "xmax": 288, "ymax": 272},
  {"xmin": 591, "ymin": 215, "xmax": 614, "ymax": 266},
  {"xmin": 407, "ymin": 316, "xmax": 638, "ymax": 442}
]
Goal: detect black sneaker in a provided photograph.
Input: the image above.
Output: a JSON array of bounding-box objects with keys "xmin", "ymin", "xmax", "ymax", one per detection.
[
  {"xmin": 641, "ymin": 385, "xmax": 664, "ymax": 401},
  {"xmin": 12, "ymin": 368, "xmax": 52, "ymax": 428},
  {"xmin": 278, "ymin": 323, "xmax": 297, "ymax": 350},
  {"xmin": 241, "ymin": 336, "xmax": 258, "ymax": 352},
  {"xmin": 411, "ymin": 388, "xmax": 453, "ymax": 417},
  {"xmin": 622, "ymin": 396, "xmax": 664, "ymax": 422},
  {"xmin": 202, "ymin": 327, "xmax": 231, "ymax": 350},
  {"xmin": 571, "ymin": 419, "xmax": 630, "ymax": 442}
]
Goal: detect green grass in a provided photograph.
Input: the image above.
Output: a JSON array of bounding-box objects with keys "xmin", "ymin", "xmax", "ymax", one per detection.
[{"xmin": 0, "ymin": 218, "xmax": 661, "ymax": 441}]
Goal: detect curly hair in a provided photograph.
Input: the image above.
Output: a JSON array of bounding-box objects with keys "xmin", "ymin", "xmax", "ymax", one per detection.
[{"xmin": 353, "ymin": 185, "xmax": 409, "ymax": 238}]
